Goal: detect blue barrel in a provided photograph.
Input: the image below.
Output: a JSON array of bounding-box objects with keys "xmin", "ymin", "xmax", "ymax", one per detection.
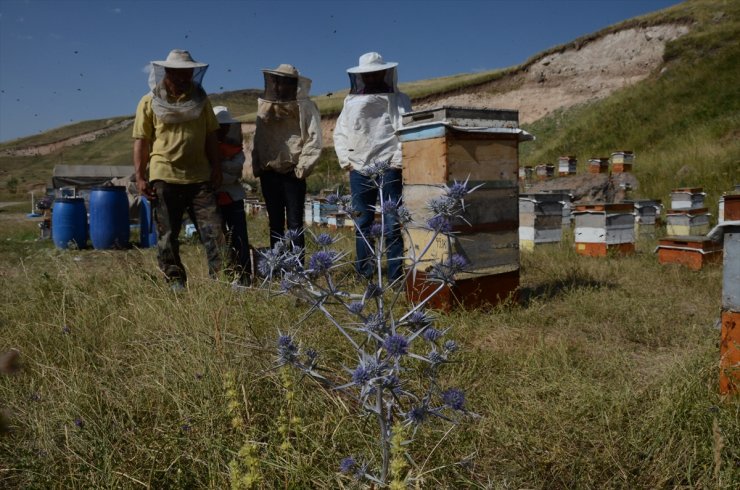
[
  {"xmin": 139, "ymin": 196, "xmax": 158, "ymax": 248},
  {"xmin": 51, "ymin": 197, "xmax": 87, "ymax": 249},
  {"xmin": 89, "ymin": 186, "xmax": 130, "ymax": 249}
]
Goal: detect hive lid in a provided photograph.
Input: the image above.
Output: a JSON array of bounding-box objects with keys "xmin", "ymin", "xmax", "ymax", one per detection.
[{"xmin": 401, "ymin": 106, "xmax": 519, "ymax": 129}]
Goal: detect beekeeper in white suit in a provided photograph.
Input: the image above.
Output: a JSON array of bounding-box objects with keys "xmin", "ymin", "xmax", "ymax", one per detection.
[
  {"xmin": 251, "ymin": 64, "xmax": 322, "ymax": 262},
  {"xmin": 333, "ymin": 52, "xmax": 412, "ymax": 283}
]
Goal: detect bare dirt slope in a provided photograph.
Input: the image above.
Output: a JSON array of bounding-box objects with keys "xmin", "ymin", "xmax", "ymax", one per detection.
[{"xmin": 416, "ymin": 23, "xmax": 690, "ymax": 124}]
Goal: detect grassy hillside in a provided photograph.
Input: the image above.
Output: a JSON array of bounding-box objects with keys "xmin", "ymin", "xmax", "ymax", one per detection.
[{"xmin": 521, "ymin": 0, "xmax": 740, "ymax": 211}]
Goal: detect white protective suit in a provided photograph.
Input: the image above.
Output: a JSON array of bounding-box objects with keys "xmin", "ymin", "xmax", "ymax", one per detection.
[
  {"xmin": 333, "ymin": 67, "xmax": 411, "ymax": 171},
  {"xmin": 251, "ymin": 76, "xmax": 322, "ymax": 179}
]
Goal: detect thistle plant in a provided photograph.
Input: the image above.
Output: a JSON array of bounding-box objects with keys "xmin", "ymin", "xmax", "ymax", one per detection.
[{"xmin": 259, "ymin": 160, "xmax": 479, "ymax": 486}]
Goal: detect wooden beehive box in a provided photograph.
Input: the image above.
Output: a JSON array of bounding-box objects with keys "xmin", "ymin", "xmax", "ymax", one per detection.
[
  {"xmin": 573, "ymin": 202, "xmax": 635, "ymax": 257},
  {"xmin": 656, "ymin": 236, "xmax": 723, "ymax": 270}
]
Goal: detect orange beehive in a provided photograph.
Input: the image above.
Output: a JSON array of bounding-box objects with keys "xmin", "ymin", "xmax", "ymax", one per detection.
[
  {"xmin": 405, "ymin": 269, "xmax": 519, "ymax": 312},
  {"xmin": 657, "ymin": 236, "xmax": 723, "ymax": 270},
  {"xmin": 720, "ymin": 309, "xmax": 740, "ymax": 395}
]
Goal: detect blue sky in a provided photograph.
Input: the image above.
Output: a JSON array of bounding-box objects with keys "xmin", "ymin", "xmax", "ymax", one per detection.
[{"xmin": 0, "ymin": 0, "xmax": 682, "ymax": 142}]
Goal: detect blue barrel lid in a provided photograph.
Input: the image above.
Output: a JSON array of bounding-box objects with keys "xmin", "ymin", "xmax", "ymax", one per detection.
[
  {"xmin": 91, "ymin": 186, "xmax": 126, "ymax": 191},
  {"xmin": 54, "ymin": 197, "xmax": 85, "ymax": 203}
]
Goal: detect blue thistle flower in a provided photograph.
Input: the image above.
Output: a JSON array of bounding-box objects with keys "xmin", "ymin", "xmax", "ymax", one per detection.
[
  {"xmin": 407, "ymin": 310, "xmax": 432, "ymax": 329},
  {"xmin": 396, "ymin": 205, "xmax": 413, "ymax": 224},
  {"xmin": 284, "ymin": 229, "xmax": 302, "ymax": 243},
  {"xmin": 383, "ymin": 334, "xmax": 409, "ymax": 357},
  {"xmin": 448, "ymin": 254, "xmax": 469, "ymax": 270},
  {"xmin": 339, "ymin": 456, "xmax": 356, "ymax": 474},
  {"xmin": 406, "ymin": 405, "xmax": 428, "ymax": 425},
  {"xmin": 381, "ymin": 199, "xmax": 398, "ymax": 214},
  {"xmin": 369, "ymin": 223, "xmax": 383, "ymax": 238},
  {"xmin": 442, "ymin": 388, "xmax": 466, "ymax": 410},
  {"xmin": 74, "ymin": 417, "xmax": 84, "ymax": 428},
  {"xmin": 428, "ymin": 350, "xmax": 445, "ymax": 365},
  {"xmin": 444, "ymin": 340, "xmax": 458, "ymax": 353},
  {"xmin": 309, "ymin": 250, "xmax": 337, "ymax": 273},
  {"xmin": 429, "ymin": 196, "xmax": 458, "ymax": 217},
  {"xmin": 426, "ymin": 215, "xmax": 452, "ymax": 233},
  {"xmin": 351, "ymin": 364, "xmax": 373, "ymax": 385},
  {"xmin": 363, "ymin": 312, "xmax": 387, "ymax": 334},
  {"xmin": 446, "ymin": 181, "xmax": 469, "ymax": 201},
  {"xmin": 422, "ymin": 327, "xmax": 443, "ymax": 342},
  {"xmin": 278, "ymin": 334, "xmax": 299, "ymax": 363},
  {"xmin": 325, "ymin": 194, "xmax": 340, "ymax": 205},
  {"xmin": 347, "ymin": 301, "xmax": 364, "ymax": 314},
  {"xmin": 315, "ymin": 233, "xmax": 335, "ymax": 247}
]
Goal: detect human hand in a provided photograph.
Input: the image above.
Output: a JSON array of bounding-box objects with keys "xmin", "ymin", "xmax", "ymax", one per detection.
[{"xmin": 136, "ymin": 177, "xmax": 155, "ymax": 200}]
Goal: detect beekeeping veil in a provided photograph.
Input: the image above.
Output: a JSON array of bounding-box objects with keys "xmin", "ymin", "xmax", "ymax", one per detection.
[
  {"xmin": 262, "ymin": 64, "xmax": 299, "ymax": 102},
  {"xmin": 347, "ymin": 52, "xmax": 398, "ymax": 94},
  {"xmin": 148, "ymin": 49, "xmax": 209, "ymax": 123}
]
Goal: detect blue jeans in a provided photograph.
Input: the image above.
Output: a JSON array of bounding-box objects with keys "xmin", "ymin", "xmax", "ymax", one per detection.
[
  {"xmin": 220, "ymin": 199, "xmax": 251, "ymax": 282},
  {"xmin": 350, "ymin": 168, "xmax": 403, "ymax": 281}
]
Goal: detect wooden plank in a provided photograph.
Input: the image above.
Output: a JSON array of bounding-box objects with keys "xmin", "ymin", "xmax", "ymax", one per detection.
[
  {"xmin": 446, "ymin": 135, "xmax": 518, "ymax": 182},
  {"xmin": 402, "ymin": 137, "xmax": 447, "ymax": 184}
]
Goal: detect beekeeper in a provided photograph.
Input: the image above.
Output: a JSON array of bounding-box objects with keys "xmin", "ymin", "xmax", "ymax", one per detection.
[
  {"xmin": 132, "ymin": 49, "xmax": 226, "ymax": 292},
  {"xmin": 333, "ymin": 52, "xmax": 412, "ymax": 283},
  {"xmin": 251, "ymin": 64, "xmax": 322, "ymax": 260}
]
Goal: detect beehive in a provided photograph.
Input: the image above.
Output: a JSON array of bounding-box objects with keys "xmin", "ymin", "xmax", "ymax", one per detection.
[
  {"xmin": 634, "ymin": 199, "xmax": 662, "ymax": 236},
  {"xmin": 558, "ymin": 156, "xmax": 577, "ymax": 176},
  {"xmin": 666, "ymin": 208, "xmax": 711, "ymax": 236},
  {"xmin": 610, "ymin": 151, "xmax": 634, "ymax": 173},
  {"xmin": 400, "ymin": 107, "xmax": 532, "ymax": 309},
  {"xmin": 720, "ymin": 309, "xmax": 740, "ymax": 395},
  {"xmin": 670, "ymin": 187, "xmax": 705, "ymax": 210},
  {"xmin": 656, "ymin": 236, "xmax": 722, "ymax": 270},
  {"xmin": 573, "ymin": 202, "xmax": 635, "ymax": 257},
  {"xmin": 588, "ymin": 158, "xmax": 609, "ymax": 174},
  {"xmin": 312, "ymin": 199, "xmax": 338, "ymax": 226},
  {"xmin": 519, "ymin": 194, "xmax": 564, "ymax": 251}
]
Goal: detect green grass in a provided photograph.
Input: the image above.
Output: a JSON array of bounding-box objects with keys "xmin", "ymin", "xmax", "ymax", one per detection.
[{"xmin": 0, "ymin": 212, "xmax": 738, "ymax": 488}]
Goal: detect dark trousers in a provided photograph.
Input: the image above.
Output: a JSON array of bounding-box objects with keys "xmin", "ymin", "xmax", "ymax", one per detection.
[
  {"xmin": 220, "ymin": 199, "xmax": 251, "ymax": 282},
  {"xmin": 260, "ymin": 171, "xmax": 306, "ymax": 257},
  {"xmin": 349, "ymin": 168, "xmax": 404, "ymax": 281},
  {"xmin": 152, "ymin": 181, "xmax": 225, "ymax": 284}
]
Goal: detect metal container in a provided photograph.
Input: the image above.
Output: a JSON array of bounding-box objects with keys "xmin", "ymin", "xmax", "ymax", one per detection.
[{"xmin": 723, "ymin": 225, "xmax": 740, "ymax": 311}]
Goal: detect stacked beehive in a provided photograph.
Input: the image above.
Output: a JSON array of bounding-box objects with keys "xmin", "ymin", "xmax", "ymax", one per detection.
[
  {"xmin": 633, "ymin": 199, "xmax": 662, "ymax": 236},
  {"xmin": 610, "ymin": 150, "xmax": 634, "ymax": 173},
  {"xmin": 719, "ymin": 195, "xmax": 740, "ymax": 394},
  {"xmin": 399, "ymin": 106, "xmax": 532, "ymax": 310},
  {"xmin": 573, "ymin": 202, "xmax": 635, "ymax": 256},
  {"xmin": 558, "ymin": 156, "xmax": 577, "ymax": 176},
  {"xmin": 666, "ymin": 187, "xmax": 710, "ymax": 236},
  {"xmin": 588, "ymin": 157, "xmax": 609, "ymax": 174},
  {"xmin": 519, "ymin": 193, "xmax": 564, "ymax": 251}
]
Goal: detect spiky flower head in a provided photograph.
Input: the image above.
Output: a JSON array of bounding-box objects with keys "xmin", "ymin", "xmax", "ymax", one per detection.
[
  {"xmin": 441, "ymin": 388, "xmax": 466, "ymax": 410},
  {"xmin": 359, "ymin": 159, "xmax": 392, "ymax": 180},
  {"xmin": 309, "ymin": 250, "xmax": 337, "ymax": 274},
  {"xmin": 426, "ymin": 215, "xmax": 452, "ymax": 233},
  {"xmin": 444, "ymin": 340, "xmax": 458, "ymax": 353},
  {"xmin": 445, "ymin": 181, "xmax": 470, "ymax": 201},
  {"xmin": 363, "ymin": 312, "xmax": 387, "ymax": 335},
  {"xmin": 406, "ymin": 310, "xmax": 433, "ymax": 329},
  {"xmin": 325, "ymin": 193, "xmax": 340, "ymax": 205},
  {"xmin": 277, "ymin": 334, "xmax": 299, "ymax": 364},
  {"xmin": 381, "ymin": 199, "xmax": 399, "ymax": 214},
  {"xmin": 428, "ymin": 196, "xmax": 459, "ymax": 217},
  {"xmin": 396, "ymin": 205, "xmax": 413, "ymax": 225},
  {"xmin": 365, "ymin": 282, "xmax": 383, "ymax": 299},
  {"xmin": 422, "ymin": 327, "xmax": 443, "ymax": 342},
  {"xmin": 339, "ymin": 456, "xmax": 356, "ymax": 474},
  {"xmin": 383, "ymin": 334, "xmax": 409, "ymax": 357},
  {"xmin": 347, "ymin": 301, "xmax": 364, "ymax": 315},
  {"xmin": 368, "ymin": 223, "xmax": 383, "ymax": 239},
  {"xmin": 315, "ymin": 233, "xmax": 335, "ymax": 247},
  {"xmin": 406, "ymin": 405, "xmax": 428, "ymax": 425}
]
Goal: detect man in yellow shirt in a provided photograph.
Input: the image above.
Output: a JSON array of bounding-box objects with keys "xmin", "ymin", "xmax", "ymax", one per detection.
[{"xmin": 133, "ymin": 49, "xmax": 226, "ymax": 291}]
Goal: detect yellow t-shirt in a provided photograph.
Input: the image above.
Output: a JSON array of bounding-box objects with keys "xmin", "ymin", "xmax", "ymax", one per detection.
[{"xmin": 132, "ymin": 93, "xmax": 219, "ymax": 184}]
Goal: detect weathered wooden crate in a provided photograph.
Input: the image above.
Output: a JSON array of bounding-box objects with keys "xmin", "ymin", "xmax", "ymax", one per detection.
[
  {"xmin": 670, "ymin": 187, "xmax": 705, "ymax": 210},
  {"xmin": 720, "ymin": 309, "xmax": 740, "ymax": 395},
  {"xmin": 401, "ymin": 106, "xmax": 519, "ymax": 129},
  {"xmin": 656, "ymin": 236, "xmax": 723, "ymax": 271},
  {"xmin": 666, "ymin": 208, "xmax": 710, "ymax": 236}
]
